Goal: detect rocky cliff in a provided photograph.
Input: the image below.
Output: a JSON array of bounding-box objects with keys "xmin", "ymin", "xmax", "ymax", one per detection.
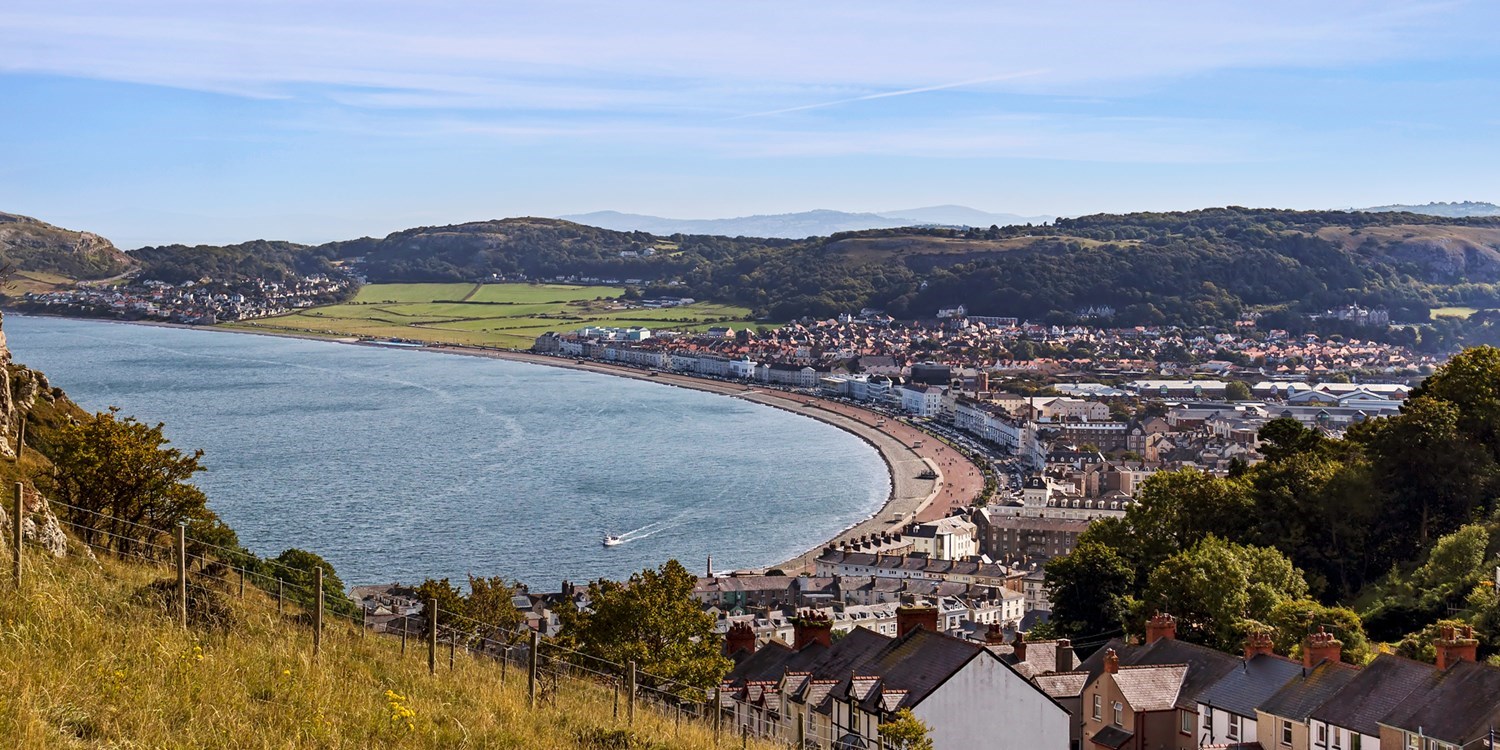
[
  {"xmin": 0, "ymin": 211, "xmax": 135, "ymax": 281},
  {"xmin": 0, "ymin": 311, "xmax": 73, "ymax": 558}
]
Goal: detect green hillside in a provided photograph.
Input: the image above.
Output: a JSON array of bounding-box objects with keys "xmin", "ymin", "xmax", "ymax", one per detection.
[{"xmin": 2, "ymin": 548, "xmax": 756, "ymax": 749}]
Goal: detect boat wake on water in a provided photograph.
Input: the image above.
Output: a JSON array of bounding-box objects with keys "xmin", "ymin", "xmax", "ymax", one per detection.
[{"xmin": 601, "ymin": 518, "xmax": 682, "ymax": 547}]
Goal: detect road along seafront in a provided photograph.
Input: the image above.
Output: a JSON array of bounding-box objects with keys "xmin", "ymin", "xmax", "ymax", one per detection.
[{"xmin": 429, "ymin": 347, "xmax": 986, "ymax": 576}]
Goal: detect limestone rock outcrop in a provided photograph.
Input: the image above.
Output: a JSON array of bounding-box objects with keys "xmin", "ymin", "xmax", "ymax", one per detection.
[{"xmin": 0, "ymin": 484, "xmax": 69, "ymax": 559}]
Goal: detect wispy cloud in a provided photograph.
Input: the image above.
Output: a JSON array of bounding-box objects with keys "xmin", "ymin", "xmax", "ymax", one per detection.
[{"xmin": 728, "ymin": 70, "xmax": 1050, "ymax": 119}]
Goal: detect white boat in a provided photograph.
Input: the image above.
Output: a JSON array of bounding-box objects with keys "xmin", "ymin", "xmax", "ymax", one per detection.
[{"xmin": 602, "ymin": 534, "xmax": 623, "ymax": 547}]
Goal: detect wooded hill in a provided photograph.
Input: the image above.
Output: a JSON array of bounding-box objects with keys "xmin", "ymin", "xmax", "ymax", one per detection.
[{"xmin": 11, "ymin": 208, "xmax": 1500, "ymax": 337}]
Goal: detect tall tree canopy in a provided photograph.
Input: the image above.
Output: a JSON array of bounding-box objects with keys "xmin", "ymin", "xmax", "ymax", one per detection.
[
  {"xmin": 557, "ymin": 560, "xmax": 730, "ymax": 691},
  {"xmin": 43, "ymin": 407, "xmax": 212, "ymax": 557}
]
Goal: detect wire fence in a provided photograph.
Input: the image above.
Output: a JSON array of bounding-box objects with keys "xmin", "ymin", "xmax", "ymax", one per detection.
[{"xmin": 13, "ymin": 491, "xmax": 867, "ymax": 748}]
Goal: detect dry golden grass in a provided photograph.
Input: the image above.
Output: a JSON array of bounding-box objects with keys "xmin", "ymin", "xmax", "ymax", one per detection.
[{"xmin": 0, "ymin": 549, "xmax": 772, "ymax": 749}]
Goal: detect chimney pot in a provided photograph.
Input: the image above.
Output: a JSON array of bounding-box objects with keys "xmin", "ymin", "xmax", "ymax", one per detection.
[
  {"xmin": 1434, "ymin": 623, "xmax": 1479, "ymax": 671},
  {"xmin": 725, "ymin": 622, "xmax": 757, "ymax": 656},
  {"xmin": 1103, "ymin": 648, "xmax": 1119, "ymax": 674},
  {"xmin": 792, "ymin": 609, "xmax": 833, "ymax": 651},
  {"xmin": 1055, "ymin": 639, "xmax": 1075, "ymax": 673},
  {"xmin": 1302, "ymin": 626, "xmax": 1343, "ymax": 668},
  {"xmin": 1011, "ymin": 631, "xmax": 1027, "ymax": 663},
  {"xmin": 895, "ymin": 604, "xmax": 939, "ymax": 637},
  {"xmin": 1244, "ymin": 630, "xmax": 1275, "ymax": 660},
  {"xmin": 1145, "ymin": 612, "xmax": 1177, "ymax": 644}
]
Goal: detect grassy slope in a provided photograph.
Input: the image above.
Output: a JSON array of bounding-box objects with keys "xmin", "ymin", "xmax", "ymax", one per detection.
[
  {"xmin": 1, "ymin": 549, "xmax": 761, "ymax": 749},
  {"xmin": 230, "ymin": 283, "xmax": 756, "ymax": 349}
]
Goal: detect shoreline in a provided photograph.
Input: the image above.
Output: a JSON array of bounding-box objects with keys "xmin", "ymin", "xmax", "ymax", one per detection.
[{"xmin": 9, "ymin": 312, "xmax": 984, "ymax": 575}]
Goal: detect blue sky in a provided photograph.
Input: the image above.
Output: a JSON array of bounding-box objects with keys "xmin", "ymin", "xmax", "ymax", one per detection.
[{"xmin": 1, "ymin": 0, "xmax": 1498, "ymax": 248}]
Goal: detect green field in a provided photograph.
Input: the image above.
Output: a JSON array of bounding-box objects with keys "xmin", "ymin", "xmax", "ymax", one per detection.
[
  {"xmin": 228, "ymin": 283, "xmax": 756, "ymax": 348},
  {"xmin": 1431, "ymin": 306, "xmax": 1482, "ymax": 320}
]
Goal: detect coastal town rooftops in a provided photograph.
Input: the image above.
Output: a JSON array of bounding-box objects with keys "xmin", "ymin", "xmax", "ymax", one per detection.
[
  {"xmin": 1306, "ymin": 654, "xmax": 1435, "ymax": 736},
  {"xmin": 1256, "ymin": 658, "xmax": 1360, "ymax": 723},
  {"xmin": 1079, "ymin": 636, "xmax": 1239, "ymax": 711},
  {"xmin": 1375, "ymin": 658, "xmax": 1500, "ymax": 743}
]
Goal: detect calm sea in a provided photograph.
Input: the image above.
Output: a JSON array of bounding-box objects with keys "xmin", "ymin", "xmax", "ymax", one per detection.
[{"xmin": 4, "ymin": 316, "xmax": 889, "ymax": 589}]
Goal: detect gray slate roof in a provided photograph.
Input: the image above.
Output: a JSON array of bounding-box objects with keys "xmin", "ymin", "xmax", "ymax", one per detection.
[
  {"xmin": 1257, "ymin": 660, "xmax": 1360, "ymax": 722},
  {"xmin": 1308, "ymin": 654, "xmax": 1435, "ymax": 736},
  {"xmin": 1194, "ymin": 654, "xmax": 1305, "ymax": 718},
  {"xmin": 1377, "ymin": 659, "xmax": 1500, "ymax": 743}
]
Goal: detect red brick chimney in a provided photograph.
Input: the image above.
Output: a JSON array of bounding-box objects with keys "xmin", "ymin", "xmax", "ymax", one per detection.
[
  {"xmin": 895, "ymin": 604, "xmax": 939, "ymax": 637},
  {"xmin": 1103, "ymin": 648, "xmax": 1119, "ymax": 674},
  {"xmin": 984, "ymin": 622, "xmax": 1006, "ymax": 645},
  {"xmin": 1244, "ymin": 630, "xmax": 1275, "ymax": 660},
  {"xmin": 1435, "ymin": 624, "xmax": 1479, "ymax": 671},
  {"xmin": 1010, "ymin": 631, "xmax": 1028, "ymax": 663},
  {"xmin": 725, "ymin": 621, "xmax": 756, "ymax": 656},
  {"xmin": 1145, "ymin": 612, "xmax": 1177, "ymax": 644},
  {"xmin": 1302, "ymin": 627, "xmax": 1342, "ymax": 668},
  {"xmin": 792, "ymin": 610, "xmax": 833, "ymax": 651}
]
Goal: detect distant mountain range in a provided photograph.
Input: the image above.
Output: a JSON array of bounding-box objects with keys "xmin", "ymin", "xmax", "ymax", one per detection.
[
  {"xmin": 1355, "ymin": 201, "xmax": 1500, "ymax": 218},
  {"xmin": 557, "ymin": 205, "xmax": 1053, "ymax": 238}
]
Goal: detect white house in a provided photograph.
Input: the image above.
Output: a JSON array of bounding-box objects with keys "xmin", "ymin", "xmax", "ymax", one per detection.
[{"xmin": 900, "ymin": 384, "xmax": 945, "ymax": 417}]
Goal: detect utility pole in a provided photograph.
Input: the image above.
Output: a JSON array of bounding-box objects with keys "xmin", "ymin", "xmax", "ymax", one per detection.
[
  {"xmin": 627, "ymin": 660, "xmax": 637, "ymax": 726},
  {"xmin": 176, "ymin": 523, "xmax": 188, "ymax": 629},
  {"xmin": 427, "ymin": 598, "xmax": 438, "ymax": 675},
  {"xmin": 11, "ymin": 483, "xmax": 21, "ymax": 589},
  {"xmin": 314, "ymin": 567, "xmax": 324, "ymax": 657},
  {"xmin": 527, "ymin": 630, "xmax": 540, "ymax": 708}
]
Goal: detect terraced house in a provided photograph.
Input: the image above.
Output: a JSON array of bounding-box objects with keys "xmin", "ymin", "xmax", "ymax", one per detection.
[{"xmin": 719, "ymin": 606, "xmax": 1069, "ymax": 749}]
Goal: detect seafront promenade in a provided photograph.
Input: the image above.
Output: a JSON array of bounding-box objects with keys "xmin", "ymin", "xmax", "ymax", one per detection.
[{"xmin": 446, "ymin": 348, "xmax": 985, "ymax": 575}]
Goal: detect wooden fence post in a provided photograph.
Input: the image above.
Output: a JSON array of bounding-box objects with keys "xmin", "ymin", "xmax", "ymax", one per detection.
[
  {"xmin": 500, "ymin": 645, "xmax": 508, "ymax": 682},
  {"xmin": 714, "ymin": 691, "xmax": 721, "ymax": 743},
  {"xmin": 527, "ymin": 630, "xmax": 540, "ymax": 708},
  {"xmin": 449, "ymin": 636, "xmax": 456, "ymax": 670},
  {"xmin": 277, "ymin": 579, "xmax": 284, "ymax": 615},
  {"xmin": 176, "ymin": 523, "xmax": 187, "ymax": 629},
  {"xmin": 313, "ymin": 567, "xmax": 324, "ymax": 657},
  {"xmin": 627, "ymin": 660, "xmax": 637, "ymax": 726},
  {"xmin": 237, "ymin": 567, "xmax": 245, "ymax": 599},
  {"xmin": 427, "ymin": 598, "xmax": 438, "ymax": 676},
  {"xmin": 613, "ymin": 676, "xmax": 620, "ymax": 720},
  {"xmin": 798, "ymin": 712, "xmax": 806, "ymax": 747},
  {"xmin": 11, "ymin": 483, "xmax": 21, "ymax": 590},
  {"xmin": 16, "ymin": 419, "xmax": 25, "ymax": 464},
  {"xmin": 402, "ymin": 624, "xmax": 408, "ymax": 655}
]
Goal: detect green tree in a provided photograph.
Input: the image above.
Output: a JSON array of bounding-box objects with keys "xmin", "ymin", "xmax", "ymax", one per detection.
[
  {"xmin": 878, "ymin": 709, "xmax": 934, "ymax": 750},
  {"xmin": 43, "ymin": 407, "xmax": 212, "ymax": 557},
  {"xmin": 1144, "ymin": 536, "xmax": 1250, "ymax": 650},
  {"xmin": 1225, "ymin": 380, "xmax": 1253, "ymax": 401},
  {"xmin": 1409, "ymin": 346, "xmax": 1500, "ymax": 458},
  {"xmin": 1264, "ymin": 599, "xmax": 1370, "ymax": 665},
  {"xmin": 264, "ymin": 548, "xmax": 356, "ymax": 617},
  {"xmin": 1045, "ymin": 540, "xmax": 1134, "ymax": 645},
  {"xmin": 1357, "ymin": 397, "xmax": 1497, "ymax": 549},
  {"xmin": 463, "ymin": 574, "xmax": 525, "ymax": 644},
  {"xmin": 1257, "ymin": 418, "xmax": 1326, "ymax": 463},
  {"xmin": 416, "ymin": 577, "xmax": 468, "ymax": 622},
  {"xmin": 1116, "ymin": 469, "xmax": 1253, "ymax": 584},
  {"xmin": 557, "ymin": 560, "xmax": 730, "ymax": 690}
]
